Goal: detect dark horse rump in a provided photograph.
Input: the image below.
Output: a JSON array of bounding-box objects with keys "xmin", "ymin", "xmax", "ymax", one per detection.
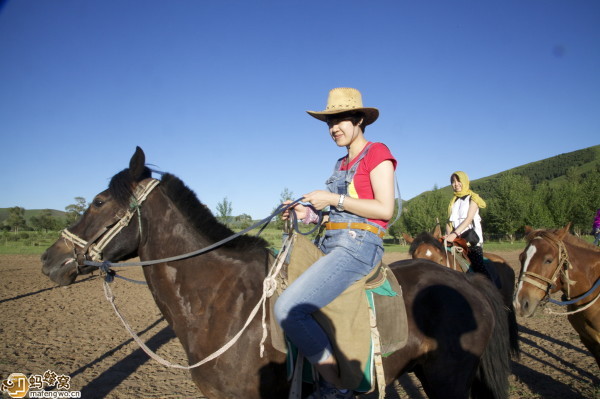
[
  {"xmin": 384, "ymin": 259, "xmax": 510, "ymax": 399},
  {"xmin": 41, "ymin": 147, "xmax": 511, "ymax": 399}
]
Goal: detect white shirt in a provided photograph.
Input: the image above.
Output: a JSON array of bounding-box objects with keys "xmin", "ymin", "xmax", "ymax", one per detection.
[{"xmin": 449, "ymin": 195, "xmax": 483, "ymax": 245}]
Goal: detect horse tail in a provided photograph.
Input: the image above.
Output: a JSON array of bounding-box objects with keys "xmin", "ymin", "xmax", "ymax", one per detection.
[
  {"xmin": 470, "ymin": 274, "xmax": 511, "ymax": 399},
  {"xmin": 507, "ymin": 303, "xmax": 521, "ymax": 359},
  {"xmin": 501, "ymin": 263, "xmax": 521, "ymax": 358}
]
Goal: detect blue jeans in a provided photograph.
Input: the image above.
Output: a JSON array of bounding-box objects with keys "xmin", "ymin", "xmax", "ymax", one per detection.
[{"xmin": 274, "ymin": 228, "xmax": 383, "ymax": 364}]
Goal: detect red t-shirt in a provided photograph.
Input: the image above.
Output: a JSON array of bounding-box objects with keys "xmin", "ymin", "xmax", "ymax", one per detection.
[{"xmin": 338, "ymin": 142, "xmax": 397, "ymax": 228}]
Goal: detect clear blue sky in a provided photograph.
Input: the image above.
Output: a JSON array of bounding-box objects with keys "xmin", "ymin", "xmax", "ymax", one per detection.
[{"xmin": 1, "ymin": 0, "xmax": 598, "ymax": 220}]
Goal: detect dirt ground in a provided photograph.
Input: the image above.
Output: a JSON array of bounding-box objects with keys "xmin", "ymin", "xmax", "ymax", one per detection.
[{"xmin": 1, "ymin": 252, "xmax": 598, "ymax": 399}]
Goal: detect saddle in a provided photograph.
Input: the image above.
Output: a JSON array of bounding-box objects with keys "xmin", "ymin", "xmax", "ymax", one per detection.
[
  {"xmin": 445, "ymin": 238, "xmax": 472, "ymax": 272},
  {"xmin": 269, "ymin": 232, "xmax": 408, "ymax": 392}
]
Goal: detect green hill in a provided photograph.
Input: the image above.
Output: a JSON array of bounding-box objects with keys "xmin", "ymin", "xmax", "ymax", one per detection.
[
  {"xmin": 0, "ymin": 208, "xmax": 67, "ymax": 224},
  {"xmin": 397, "ymin": 144, "xmax": 600, "ymax": 238},
  {"xmin": 413, "ymin": 144, "xmax": 600, "ymax": 201}
]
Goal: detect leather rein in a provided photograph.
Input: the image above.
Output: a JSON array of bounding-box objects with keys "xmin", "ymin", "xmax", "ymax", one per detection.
[{"xmin": 60, "ymin": 178, "xmax": 313, "ymax": 278}]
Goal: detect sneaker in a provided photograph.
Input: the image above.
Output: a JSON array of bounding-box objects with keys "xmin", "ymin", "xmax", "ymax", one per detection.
[{"xmin": 305, "ymin": 385, "xmax": 354, "ymax": 399}]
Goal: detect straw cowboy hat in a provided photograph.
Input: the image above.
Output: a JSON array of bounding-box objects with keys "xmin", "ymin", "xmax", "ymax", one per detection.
[{"xmin": 306, "ymin": 87, "xmax": 379, "ymax": 126}]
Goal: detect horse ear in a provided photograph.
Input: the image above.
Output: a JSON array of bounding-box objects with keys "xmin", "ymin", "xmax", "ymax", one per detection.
[
  {"xmin": 557, "ymin": 222, "xmax": 572, "ymax": 239},
  {"xmin": 524, "ymin": 225, "xmax": 533, "ymax": 234},
  {"xmin": 432, "ymin": 224, "xmax": 442, "ymax": 239},
  {"xmin": 129, "ymin": 146, "xmax": 146, "ymax": 181},
  {"xmin": 402, "ymin": 232, "xmax": 414, "ymax": 244}
]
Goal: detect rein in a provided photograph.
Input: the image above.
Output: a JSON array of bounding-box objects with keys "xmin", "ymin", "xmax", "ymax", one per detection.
[
  {"xmin": 61, "ymin": 176, "xmax": 324, "ymax": 369},
  {"xmin": 62, "ymin": 177, "xmax": 316, "ymax": 274},
  {"xmin": 441, "ymin": 238, "xmax": 469, "ymax": 272},
  {"xmin": 101, "ymin": 231, "xmax": 295, "ymax": 369}
]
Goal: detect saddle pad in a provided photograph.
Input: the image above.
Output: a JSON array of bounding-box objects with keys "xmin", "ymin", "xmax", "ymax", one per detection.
[
  {"xmin": 366, "ymin": 265, "xmax": 408, "ymax": 356},
  {"xmin": 270, "ymin": 232, "xmax": 407, "ymax": 390}
]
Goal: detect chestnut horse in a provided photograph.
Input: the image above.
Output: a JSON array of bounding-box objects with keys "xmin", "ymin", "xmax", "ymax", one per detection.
[
  {"xmin": 42, "ymin": 147, "xmax": 511, "ymax": 399},
  {"xmin": 513, "ymin": 224, "xmax": 600, "ymax": 368},
  {"xmin": 402, "ymin": 229, "xmax": 520, "ymax": 358}
]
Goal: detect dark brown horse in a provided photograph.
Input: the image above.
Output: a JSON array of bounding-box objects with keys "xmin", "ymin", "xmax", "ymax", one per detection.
[
  {"xmin": 402, "ymin": 229, "xmax": 520, "ymax": 358},
  {"xmin": 514, "ymin": 224, "xmax": 600, "ymax": 368},
  {"xmin": 42, "ymin": 147, "xmax": 511, "ymax": 399}
]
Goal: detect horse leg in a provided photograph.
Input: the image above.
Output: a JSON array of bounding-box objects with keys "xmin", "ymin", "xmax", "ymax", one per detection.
[{"xmin": 414, "ymin": 359, "xmax": 475, "ymax": 399}]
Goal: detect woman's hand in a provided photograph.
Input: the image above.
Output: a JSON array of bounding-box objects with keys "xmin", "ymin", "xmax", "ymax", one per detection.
[
  {"xmin": 281, "ymin": 200, "xmax": 308, "ymax": 221},
  {"xmin": 302, "ymin": 190, "xmax": 337, "ymax": 211},
  {"xmin": 444, "ymin": 232, "xmax": 458, "ymax": 242}
]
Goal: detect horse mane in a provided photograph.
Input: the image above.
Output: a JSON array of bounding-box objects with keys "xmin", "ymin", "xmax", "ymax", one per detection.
[
  {"xmin": 108, "ymin": 167, "xmax": 152, "ymax": 207},
  {"xmin": 563, "ymin": 231, "xmax": 600, "ymax": 252},
  {"xmin": 159, "ymin": 173, "xmax": 269, "ymax": 250},
  {"xmin": 527, "ymin": 228, "xmax": 600, "ymax": 252},
  {"xmin": 409, "ymin": 232, "xmax": 445, "ymax": 256},
  {"xmin": 108, "ymin": 165, "xmax": 269, "ymax": 251}
]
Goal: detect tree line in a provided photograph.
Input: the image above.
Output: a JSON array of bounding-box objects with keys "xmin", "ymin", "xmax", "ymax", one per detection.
[
  {"xmin": 1, "ymin": 197, "xmax": 88, "ymax": 233},
  {"xmin": 390, "ymin": 167, "xmax": 600, "ymax": 242}
]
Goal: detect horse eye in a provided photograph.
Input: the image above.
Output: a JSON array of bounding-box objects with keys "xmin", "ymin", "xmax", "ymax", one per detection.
[
  {"xmin": 544, "ymin": 258, "xmax": 553, "ymax": 264},
  {"xmin": 93, "ymin": 198, "xmax": 104, "ymax": 208}
]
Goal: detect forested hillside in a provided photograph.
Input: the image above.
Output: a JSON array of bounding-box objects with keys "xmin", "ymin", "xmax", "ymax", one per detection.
[{"xmin": 393, "ymin": 145, "xmax": 600, "ymax": 241}]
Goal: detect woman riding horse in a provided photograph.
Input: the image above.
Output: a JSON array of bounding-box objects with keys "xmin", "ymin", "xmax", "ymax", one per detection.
[{"xmin": 276, "ymin": 87, "xmax": 396, "ymax": 399}]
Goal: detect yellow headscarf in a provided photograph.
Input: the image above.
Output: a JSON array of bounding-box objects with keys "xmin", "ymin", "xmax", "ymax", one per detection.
[{"xmin": 447, "ymin": 171, "xmax": 486, "ymax": 216}]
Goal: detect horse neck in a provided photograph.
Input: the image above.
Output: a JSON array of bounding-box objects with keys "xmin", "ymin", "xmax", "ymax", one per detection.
[
  {"xmin": 136, "ymin": 190, "xmax": 270, "ymax": 358},
  {"xmin": 562, "ymin": 238, "xmax": 600, "ymax": 297}
]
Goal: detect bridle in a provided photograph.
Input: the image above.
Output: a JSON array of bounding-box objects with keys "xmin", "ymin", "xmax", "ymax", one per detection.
[
  {"xmin": 518, "ymin": 231, "xmax": 575, "ymax": 300},
  {"xmin": 61, "ymin": 178, "xmax": 160, "ymax": 271}
]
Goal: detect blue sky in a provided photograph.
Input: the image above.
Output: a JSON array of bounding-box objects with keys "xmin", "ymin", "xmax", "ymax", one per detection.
[{"xmin": 1, "ymin": 0, "xmax": 598, "ymax": 220}]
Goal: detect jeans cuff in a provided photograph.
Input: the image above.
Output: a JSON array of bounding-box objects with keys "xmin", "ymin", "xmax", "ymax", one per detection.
[{"xmin": 306, "ymin": 345, "xmax": 334, "ymax": 364}]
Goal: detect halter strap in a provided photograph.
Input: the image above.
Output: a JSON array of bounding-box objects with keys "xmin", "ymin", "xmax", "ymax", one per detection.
[
  {"xmin": 519, "ymin": 232, "xmax": 573, "ymax": 299},
  {"xmin": 62, "ymin": 178, "xmax": 160, "ymax": 263}
]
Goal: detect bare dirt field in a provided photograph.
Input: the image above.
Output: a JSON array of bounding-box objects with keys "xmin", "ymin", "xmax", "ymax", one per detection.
[{"xmin": 1, "ymin": 252, "xmax": 598, "ymax": 398}]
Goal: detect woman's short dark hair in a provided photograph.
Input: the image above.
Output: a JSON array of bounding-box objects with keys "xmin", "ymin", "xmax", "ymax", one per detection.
[{"xmin": 326, "ymin": 111, "xmax": 367, "ymax": 131}]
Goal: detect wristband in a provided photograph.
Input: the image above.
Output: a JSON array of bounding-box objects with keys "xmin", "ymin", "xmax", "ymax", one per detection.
[{"xmin": 336, "ymin": 194, "xmax": 346, "ymax": 211}]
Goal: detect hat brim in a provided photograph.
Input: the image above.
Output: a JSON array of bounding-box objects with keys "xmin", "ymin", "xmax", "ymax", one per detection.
[{"xmin": 306, "ymin": 107, "xmax": 379, "ymax": 126}]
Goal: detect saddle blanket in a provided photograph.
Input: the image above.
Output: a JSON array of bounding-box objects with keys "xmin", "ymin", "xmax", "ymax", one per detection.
[{"xmin": 269, "ymin": 232, "xmax": 408, "ymax": 391}]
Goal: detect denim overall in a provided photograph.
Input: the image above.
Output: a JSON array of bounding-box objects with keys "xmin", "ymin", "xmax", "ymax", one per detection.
[{"xmin": 274, "ymin": 144, "xmax": 385, "ymax": 364}]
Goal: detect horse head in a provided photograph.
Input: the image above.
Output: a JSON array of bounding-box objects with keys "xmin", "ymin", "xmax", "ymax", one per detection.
[
  {"xmin": 42, "ymin": 147, "xmax": 152, "ymax": 285},
  {"xmin": 513, "ymin": 223, "xmax": 572, "ymax": 317},
  {"xmin": 408, "ymin": 232, "xmax": 447, "ymax": 265}
]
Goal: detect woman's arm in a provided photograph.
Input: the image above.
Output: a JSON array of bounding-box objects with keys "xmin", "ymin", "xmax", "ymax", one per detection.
[{"xmin": 302, "ymin": 160, "xmax": 396, "ymax": 221}]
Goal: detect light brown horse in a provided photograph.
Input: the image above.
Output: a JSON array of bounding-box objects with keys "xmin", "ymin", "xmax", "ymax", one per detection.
[
  {"xmin": 41, "ymin": 147, "xmax": 511, "ymax": 398},
  {"xmin": 513, "ymin": 224, "xmax": 600, "ymax": 368},
  {"xmin": 402, "ymin": 228, "xmax": 520, "ymax": 357}
]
